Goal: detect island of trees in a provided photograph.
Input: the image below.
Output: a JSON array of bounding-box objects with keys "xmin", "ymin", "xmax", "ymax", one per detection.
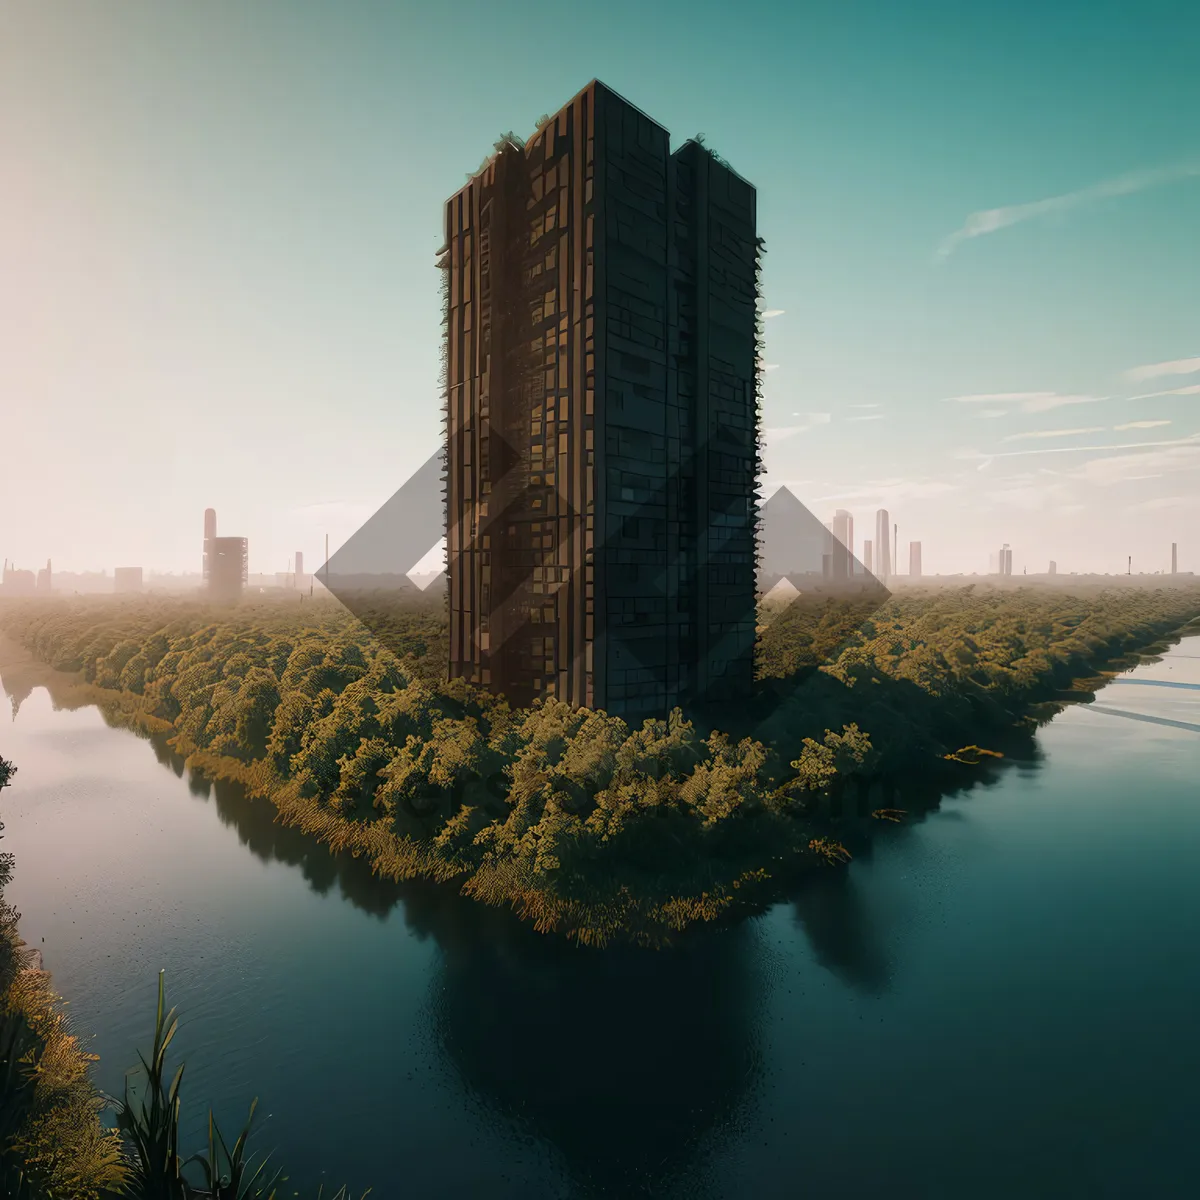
[{"xmin": 3, "ymin": 581, "xmax": 1198, "ymax": 950}]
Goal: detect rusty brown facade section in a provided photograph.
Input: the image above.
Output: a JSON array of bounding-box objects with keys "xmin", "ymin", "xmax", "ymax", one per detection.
[{"xmin": 443, "ymin": 81, "xmax": 759, "ymax": 721}]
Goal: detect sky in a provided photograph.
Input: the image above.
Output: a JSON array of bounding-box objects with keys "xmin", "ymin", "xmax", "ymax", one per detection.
[{"xmin": 2, "ymin": 0, "xmax": 1198, "ymax": 578}]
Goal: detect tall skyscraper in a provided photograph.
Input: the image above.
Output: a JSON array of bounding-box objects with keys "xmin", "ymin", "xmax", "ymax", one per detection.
[
  {"xmin": 831, "ymin": 510, "xmax": 854, "ymax": 580},
  {"xmin": 1172, "ymin": 543, "xmax": 1178, "ymax": 574},
  {"xmin": 909, "ymin": 541, "xmax": 922, "ymax": 578},
  {"xmin": 874, "ymin": 510, "xmax": 891, "ymax": 581},
  {"xmin": 444, "ymin": 81, "xmax": 760, "ymax": 720},
  {"xmin": 1049, "ymin": 560, "xmax": 1057, "ymax": 576},
  {"xmin": 1003, "ymin": 545, "xmax": 1013, "ymax": 575},
  {"xmin": 863, "ymin": 539, "xmax": 873, "ymax": 576}
]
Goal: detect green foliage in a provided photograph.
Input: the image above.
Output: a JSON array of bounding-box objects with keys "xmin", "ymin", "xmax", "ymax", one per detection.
[
  {"xmin": 0, "ymin": 758, "xmax": 126, "ymax": 1200},
  {"xmin": 2, "ymin": 583, "xmax": 1198, "ymax": 945}
]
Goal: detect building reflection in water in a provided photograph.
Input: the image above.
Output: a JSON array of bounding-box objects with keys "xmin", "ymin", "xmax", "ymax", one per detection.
[{"xmin": 163, "ymin": 747, "xmax": 765, "ymax": 1197}]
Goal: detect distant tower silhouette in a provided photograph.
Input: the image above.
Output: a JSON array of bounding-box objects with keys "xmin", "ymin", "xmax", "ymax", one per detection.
[
  {"xmin": 831, "ymin": 510, "xmax": 854, "ymax": 581},
  {"xmin": 1049, "ymin": 560, "xmax": 1057, "ymax": 576},
  {"xmin": 875, "ymin": 510, "xmax": 891, "ymax": 581},
  {"xmin": 909, "ymin": 541, "xmax": 922, "ymax": 578},
  {"xmin": 1171, "ymin": 543, "xmax": 1177, "ymax": 575},
  {"xmin": 295, "ymin": 551, "xmax": 304, "ymax": 584},
  {"xmin": 863, "ymin": 539, "xmax": 874, "ymax": 576},
  {"xmin": 203, "ymin": 508, "xmax": 217, "ymax": 583}
]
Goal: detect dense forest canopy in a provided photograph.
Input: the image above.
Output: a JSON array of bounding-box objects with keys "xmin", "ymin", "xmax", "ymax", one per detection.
[{"xmin": 2, "ymin": 582, "xmax": 1198, "ymax": 945}]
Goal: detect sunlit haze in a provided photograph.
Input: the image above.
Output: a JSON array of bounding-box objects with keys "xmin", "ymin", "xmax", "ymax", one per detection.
[{"xmin": 3, "ymin": 0, "xmax": 1198, "ymax": 578}]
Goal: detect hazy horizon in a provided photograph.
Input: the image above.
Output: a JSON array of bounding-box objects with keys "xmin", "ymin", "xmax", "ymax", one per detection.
[{"xmin": 3, "ymin": 0, "xmax": 1198, "ymax": 579}]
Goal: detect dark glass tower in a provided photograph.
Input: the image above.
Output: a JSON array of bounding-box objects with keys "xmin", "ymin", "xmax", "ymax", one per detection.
[{"xmin": 443, "ymin": 81, "xmax": 760, "ymax": 721}]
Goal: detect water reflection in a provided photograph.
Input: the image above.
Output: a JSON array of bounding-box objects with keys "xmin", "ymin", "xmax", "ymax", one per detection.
[
  {"xmin": 430, "ymin": 919, "xmax": 764, "ymax": 1198},
  {"xmin": 0, "ymin": 664, "xmax": 1065, "ymax": 1195},
  {"xmin": 136, "ymin": 735, "xmax": 763, "ymax": 1195},
  {"xmin": 790, "ymin": 870, "xmax": 890, "ymax": 995}
]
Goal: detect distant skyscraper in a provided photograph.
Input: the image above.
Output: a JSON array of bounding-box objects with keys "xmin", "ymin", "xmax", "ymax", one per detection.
[
  {"xmin": 863, "ymin": 539, "xmax": 873, "ymax": 576},
  {"xmin": 295, "ymin": 551, "xmax": 304, "ymax": 580},
  {"xmin": 875, "ymin": 510, "xmax": 891, "ymax": 581},
  {"xmin": 909, "ymin": 541, "xmax": 922, "ymax": 578},
  {"xmin": 831, "ymin": 510, "xmax": 853, "ymax": 580},
  {"xmin": 1004, "ymin": 546, "xmax": 1013, "ymax": 575},
  {"xmin": 203, "ymin": 508, "xmax": 217, "ymax": 582},
  {"xmin": 209, "ymin": 538, "xmax": 248, "ymax": 601},
  {"xmin": 1172, "ymin": 543, "xmax": 1178, "ymax": 574},
  {"xmin": 114, "ymin": 567, "xmax": 144, "ymax": 593},
  {"xmin": 1049, "ymin": 560, "xmax": 1057, "ymax": 576}
]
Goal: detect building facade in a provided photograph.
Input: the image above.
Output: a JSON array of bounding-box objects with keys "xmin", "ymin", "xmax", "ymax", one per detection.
[
  {"xmin": 831, "ymin": 510, "xmax": 854, "ymax": 581},
  {"xmin": 114, "ymin": 567, "xmax": 143, "ymax": 593},
  {"xmin": 874, "ymin": 510, "xmax": 891, "ymax": 582},
  {"xmin": 443, "ymin": 81, "xmax": 760, "ymax": 720},
  {"xmin": 209, "ymin": 538, "xmax": 247, "ymax": 601},
  {"xmin": 908, "ymin": 541, "xmax": 922, "ymax": 578}
]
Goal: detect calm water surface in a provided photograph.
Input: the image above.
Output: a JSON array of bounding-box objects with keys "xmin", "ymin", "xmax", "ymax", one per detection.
[{"xmin": 2, "ymin": 640, "xmax": 1199, "ymax": 1199}]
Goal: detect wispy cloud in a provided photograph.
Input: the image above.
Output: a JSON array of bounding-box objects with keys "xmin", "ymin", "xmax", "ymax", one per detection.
[
  {"xmin": 936, "ymin": 162, "xmax": 1200, "ymax": 260},
  {"xmin": 848, "ymin": 413, "xmax": 886, "ymax": 422},
  {"xmin": 1123, "ymin": 385, "xmax": 1200, "ymax": 402},
  {"xmin": 810, "ymin": 478, "xmax": 959, "ymax": 505},
  {"xmin": 764, "ymin": 413, "xmax": 831, "ymax": 444},
  {"xmin": 1001, "ymin": 426, "xmax": 1107, "ymax": 443},
  {"xmin": 1067, "ymin": 441, "xmax": 1200, "ymax": 485},
  {"xmin": 976, "ymin": 409, "xmax": 1009, "ymax": 419},
  {"xmin": 945, "ymin": 391, "xmax": 1107, "ymax": 413},
  {"xmin": 291, "ymin": 499, "xmax": 374, "ymax": 519},
  {"xmin": 1128, "ymin": 493, "xmax": 1200, "ymax": 513},
  {"xmin": 848, "ymin": 403, "xmax": 881, "ymax": 409},
  {"xmin": 1125, "ymin": 356, "xmax": 1200, "ymax": 382},
  {"xmin": 985, "ymin": 482, "xmax": 1079, "ymax": 512},
  {"xmin": 1113, "ymin": 420, "xmax": 1171, "ymax": 431},
  {"xmin": 959, "ymin": 431, "xmax": 1200, "ymax": 462}
]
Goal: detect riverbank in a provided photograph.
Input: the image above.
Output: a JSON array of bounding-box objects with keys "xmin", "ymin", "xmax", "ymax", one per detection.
[
  {"xmin": 4, "ymin": 633, "xmax": 1198, "ymax": 1198},
  {"xmin": 0, "ymin": 754, "xmax": 126, "ymax": 1199},
  {"xmin": 3, "ymin": 586, "xmax": 1200, "ymax": 946}
]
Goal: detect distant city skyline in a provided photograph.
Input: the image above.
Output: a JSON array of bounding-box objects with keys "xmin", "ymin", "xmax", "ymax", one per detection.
[{"xmin": 2, "ymin": 1, "xmax": 1197, "ymax": 577}]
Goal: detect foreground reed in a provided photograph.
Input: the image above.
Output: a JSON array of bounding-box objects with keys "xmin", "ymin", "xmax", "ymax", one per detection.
[{"xmin": 112, "ymin": 970, "xmax": 370, "ymax": 1200}]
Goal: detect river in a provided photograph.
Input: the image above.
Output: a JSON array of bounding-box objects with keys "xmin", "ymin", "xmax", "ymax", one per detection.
[{"xmin": 1, "ymin": 638, "xmax": 1198, "ymax": 1199}]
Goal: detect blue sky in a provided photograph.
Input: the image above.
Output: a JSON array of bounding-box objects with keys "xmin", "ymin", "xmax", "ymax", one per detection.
[{"xmin": 2, "ymin": 0, "xmax": 1198, "ymax": 576}]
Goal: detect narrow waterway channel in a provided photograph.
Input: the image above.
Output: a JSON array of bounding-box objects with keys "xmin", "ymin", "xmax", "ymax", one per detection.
[{"xmin": 1, "ymin": 639, "xmax": 1198, "ymax": 1198}]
